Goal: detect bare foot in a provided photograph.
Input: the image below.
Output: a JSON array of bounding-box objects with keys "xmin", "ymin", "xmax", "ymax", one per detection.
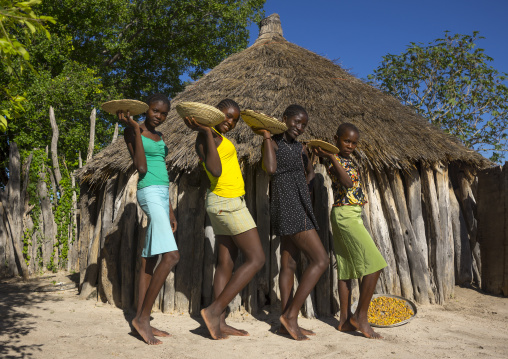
[
  {"xmin": 201, "ymin": 308, "xmax": 227, "ymax": 340},
  {"xmin": 337, "ymin": 318, "xmax": 356, "ymax": 332},
  {"xmin": 279, "ymin": 325, "xmax": 315, "ymax": 336},
  {"xmin": 221, "ymin": 322, "xmax": 249, "ymax": 336},
  {"xmin": 280, "ymin": 315, "xmax": 309, "ymax": 341},
  {"xmin": 152, "ymin": 326, "xmax": 171, "ymax": 337},
  {"xmin": 132, "ymin": 317, "xmax": 162, "ymax": 345},
  {"xmin": 350, "ymin": 315, "xmax": 383, "ymax": 339}
]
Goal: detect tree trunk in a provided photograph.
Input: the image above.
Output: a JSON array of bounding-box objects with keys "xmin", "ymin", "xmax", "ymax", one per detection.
[
  {"xmin": 4, "ymin": 142, "xmax": 29, "ymax": 279},
  {"xmin": 49, "ymin": 107, "xmax": 62, "ymax": 187}
]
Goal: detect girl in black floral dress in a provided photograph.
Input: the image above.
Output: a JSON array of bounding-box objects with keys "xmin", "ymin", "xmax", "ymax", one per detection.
[{"xmin": 258, "ymin": 104, "xmax": 329, "ymax": 341}]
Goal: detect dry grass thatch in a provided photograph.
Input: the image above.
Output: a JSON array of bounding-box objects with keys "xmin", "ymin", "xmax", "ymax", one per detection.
[{"xmin": 78, "ymin": 14, "xmax": 491, "ymax": 187}]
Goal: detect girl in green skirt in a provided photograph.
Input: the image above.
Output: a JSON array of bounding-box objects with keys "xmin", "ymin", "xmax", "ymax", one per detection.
[{"xmin": 314, "ymin": 122, "xmax": 387, "ymax": 339}]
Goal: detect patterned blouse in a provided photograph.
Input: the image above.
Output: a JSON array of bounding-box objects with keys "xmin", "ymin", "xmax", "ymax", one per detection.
[{"xmin": 327, "ymin": 154, "xmax": 367, "ymax": 207}]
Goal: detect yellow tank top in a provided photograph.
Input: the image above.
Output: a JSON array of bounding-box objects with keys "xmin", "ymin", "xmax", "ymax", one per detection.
[{"xmin": 201, "ymin": 129, "xmax": 245, "ymax": 198}]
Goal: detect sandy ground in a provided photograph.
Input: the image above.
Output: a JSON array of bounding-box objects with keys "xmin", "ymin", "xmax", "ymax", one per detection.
[{"xmin": 1, "ymin": 272, "xmax": 507, "ymax": 359}]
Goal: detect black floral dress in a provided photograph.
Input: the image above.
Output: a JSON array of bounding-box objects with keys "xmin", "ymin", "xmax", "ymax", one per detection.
[{"xmin": 270, "ymin": 134, "xmax": 319, "ymax": 236}]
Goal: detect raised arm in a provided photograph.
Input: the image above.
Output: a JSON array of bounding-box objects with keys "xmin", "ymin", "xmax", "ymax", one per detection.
[
  {"xmin": 313, "ymin": 147, "xmax": 353, "ymax": 188},
  {"xmin": 119, "ymin": 110, "xmax": 147, "ymax": 174},
  {"xmin": 303, "ymin": 144, "xmax": 315, "ymax": 187},
  {"xmin": 184, "ymin": 117, "xmax": 222, "ymax": 177},
  {"xmin": 257, "ymin": 129, "xmax": 277, "ymax": 175}
]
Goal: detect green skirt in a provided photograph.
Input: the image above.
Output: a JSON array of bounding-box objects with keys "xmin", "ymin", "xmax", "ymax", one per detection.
[{"xmin": 331, "ymin": 205, "xmax": 387, "ymax": 280}]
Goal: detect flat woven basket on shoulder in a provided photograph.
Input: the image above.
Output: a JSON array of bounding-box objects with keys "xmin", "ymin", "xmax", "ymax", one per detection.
[
  {"xmin": 175, "ymin": 102, "xmax": 225, "ymax": 126},
  {"xmin": 101, "ymin": 99, "xmax": 148, "ymax": 116},
  {"xmin": 240, "ymin": 109, "xmax": 287, "ymax": 134}
]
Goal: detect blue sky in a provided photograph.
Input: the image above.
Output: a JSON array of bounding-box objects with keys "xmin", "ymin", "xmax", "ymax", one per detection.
[{"xmin": 247, "ymin": 0, "xmax": 508, "ymax": 80}]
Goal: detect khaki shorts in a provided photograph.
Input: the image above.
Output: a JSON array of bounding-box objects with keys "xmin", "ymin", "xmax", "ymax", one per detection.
[{"xmin": 206, "ymin": 190, "xmax": 257, "ymax": 236}]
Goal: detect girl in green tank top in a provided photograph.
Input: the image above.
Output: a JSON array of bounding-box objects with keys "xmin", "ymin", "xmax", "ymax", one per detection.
[{"xmin": 117, "ymin": 94, "xmax": 179, "ymax": 345}]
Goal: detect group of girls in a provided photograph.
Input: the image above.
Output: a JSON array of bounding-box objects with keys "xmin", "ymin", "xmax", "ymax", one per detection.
[{"xmin": 117, "ymin": 94, "xmax": 387, "ymax": 345}]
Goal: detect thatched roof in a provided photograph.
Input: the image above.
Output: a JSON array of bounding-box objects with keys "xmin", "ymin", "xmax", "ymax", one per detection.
[{"xmin": 78, "ymin": 14, "xmax": 491, "ymax": 186}]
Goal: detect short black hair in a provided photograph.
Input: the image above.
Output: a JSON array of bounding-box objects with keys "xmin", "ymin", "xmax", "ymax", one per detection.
[
  {"xmin": 146, "ymin": 93, "xmax": 171, "ymax": 109},
  {"xmin": 216, "ymin": 98, "xmax": 240, "ymax": 112},
  {"xmin": 282, "ymin": 104, "xmax": 308, "ymax": 120},
  {"xmin": 336, "ymin": 122, "xmax": 359, "ymax": 138}
]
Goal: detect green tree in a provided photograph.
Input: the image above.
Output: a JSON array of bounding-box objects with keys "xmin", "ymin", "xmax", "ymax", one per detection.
[
  {"xmin": 0, "ymin": 0, "xmax": 54, "ymax": 131},
  {"xmin": 3, "ymin": 0, "xmax": 265, "ymax": 178},
  {"xmin": 40, "ymin": 0, "xmax": 265, "ymax": 98},
  {"xmin": 368, "ymin": 31, "xmax": 508, "ymax": 162}
]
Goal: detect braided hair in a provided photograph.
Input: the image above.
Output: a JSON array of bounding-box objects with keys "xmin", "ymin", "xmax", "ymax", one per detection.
[{"xmin": 216, "ymin": 98, "xmax": 240, "ymax": 113}]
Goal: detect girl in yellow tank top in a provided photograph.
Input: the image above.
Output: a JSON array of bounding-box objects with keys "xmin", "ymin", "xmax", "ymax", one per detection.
[
  {"xmin": 184, "ymin": 99, "xmax": 265, "ymax": 340},
  {"xmin": 201, "ymin": 127, "xmax": 245, "ymax": 198}
]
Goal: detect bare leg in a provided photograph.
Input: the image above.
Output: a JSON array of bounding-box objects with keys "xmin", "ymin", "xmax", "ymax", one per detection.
[
  {"xmin": 132, "ymin": 251, "xmax": 180, "ymax": 345},
  {"xmin": 337, "ymin": 279, "xmax": 355, "ymax": 332},
  {"xmin": 278, "ymin": 237, "xmax": 315, "ymax": 337},
  {"xmin": 201, "ymin": 228, "xmax": 265, "ymax": 340},
  {"xmin": 280, "ymin": 230, "xmax": 329, "ymax": 341},
  {"xmin": 136, "ymin": 257, "xmax": 169, "ymax": 337},
  {"xmin": 212, "ymin": 235, "xmax": 248, "ymax": 337},
  {"xmin": 350, "ymin": 270, "xmax": 383, "ymax": 339}
]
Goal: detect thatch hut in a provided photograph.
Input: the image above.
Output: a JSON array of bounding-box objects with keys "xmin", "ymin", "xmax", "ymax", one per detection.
[{"xmin": 75, "ymin": 14, "xmax": 490, "ymax": 316}]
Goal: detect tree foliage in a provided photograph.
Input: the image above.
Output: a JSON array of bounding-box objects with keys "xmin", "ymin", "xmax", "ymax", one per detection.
[
  {"xmin": 0, "ymin": 0, "xmax": 54, "ymax": 130},
  {"xmin": 368, "ymin": 32, "xmax": 508, "ymax": 162},
  {"xmin": 1, "ymin": 0, "xmax": 265, "ymax": 180},
  {"xmin": 39, "ymin": 0, "xmax": 265, "ymax": 98}
]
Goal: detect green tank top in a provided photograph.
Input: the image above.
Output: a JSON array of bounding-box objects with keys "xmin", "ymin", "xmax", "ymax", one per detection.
[{"xmin": 137, "ymin": 135, "xmax": 170, "ymax": 190}]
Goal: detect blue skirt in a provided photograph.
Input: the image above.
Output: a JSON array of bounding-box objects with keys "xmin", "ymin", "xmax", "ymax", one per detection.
[{"xmin": 137, "ymin": 185, "xmax": 178, "ymax": 257}]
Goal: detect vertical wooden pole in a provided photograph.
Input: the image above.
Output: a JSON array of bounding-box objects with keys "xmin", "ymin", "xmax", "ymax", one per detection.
[
  {"xmin": 435, "ymin": 164, "xmax": 455, "ymax": 301},
  {"xmin": 449, "ymin": 182, "xmax": 473, "ymax": 285},
  {"xmin": 162, "ymin": 181, "xmax": 178, "ymax": 313},
  {"xmin": 388, "ymin": 169, "xmax": 433, "ymax": 304},
  {"xmin": 375, "ymin": 169, "xmax": 413, "ymax": 300},
  {"xmin": 254, "ymin": 166, "xmax": 271, "ymax": 311},
  {"xmin": 365, "ymin": 168, "xmax": 400, "ymax": 295},
  {"xmin": 87, "ymin": 108, "xmax": 96, "ymax": 162},
  {"xmin": 312, "ymin": 164, "xmax": 332, "ymax": 316}
]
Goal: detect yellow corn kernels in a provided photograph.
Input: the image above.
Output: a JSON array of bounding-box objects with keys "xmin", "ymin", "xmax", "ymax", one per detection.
[{"xmin": 367, "ymin": 296, "xmax": 414, "ymax": 326}]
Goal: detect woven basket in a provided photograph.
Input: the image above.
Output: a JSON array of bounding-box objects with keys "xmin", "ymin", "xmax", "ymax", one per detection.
[
  {"xmin": 240, "ymin": 109, "xmax": 287, "ymax": 134},
  {"xmin": 307, "ymin": 139, "xmax": 339, "ymax": 154},
  {"xmin": 101, "ymin": 99, "xmax": 148, "ymax": 116},
  {"xmin": 175, "ymin": 102, "xmax": 225, "ymax": 126}
]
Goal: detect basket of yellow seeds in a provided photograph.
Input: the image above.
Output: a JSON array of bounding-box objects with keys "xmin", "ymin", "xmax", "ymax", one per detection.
[{"xmin": 353, "ymin": 294, "xmax": 417, "ymax": 328}]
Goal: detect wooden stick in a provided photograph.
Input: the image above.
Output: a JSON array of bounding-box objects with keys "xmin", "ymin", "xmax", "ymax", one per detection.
[
  {"xmin": 313, "ymin": 164, "xmax": 332, "ymax": 316},
  {"xmin": 49, "ymin": 107, "xmax": 62, "ymax": 186},
  {"xmin": 365, "ymin": 168, "xmax": 400, "ymax": 295},
  {"xmin": 388, "ymin": 169, "xmax": 433, "ymax": 304},
  {"xmin": 87, "ymin": 108, "xmax": 96, "ymax": 162},
  {"xmin": 375, "ymin": 169, "xmax": 413, "ymax": 300},
  {"xmin": 112, "ymin": 123, "xmax": 119, "ymax": 143},
  {"xmin": 435, "ymin": 164, "xmax": 455, "ymax": 301}
]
